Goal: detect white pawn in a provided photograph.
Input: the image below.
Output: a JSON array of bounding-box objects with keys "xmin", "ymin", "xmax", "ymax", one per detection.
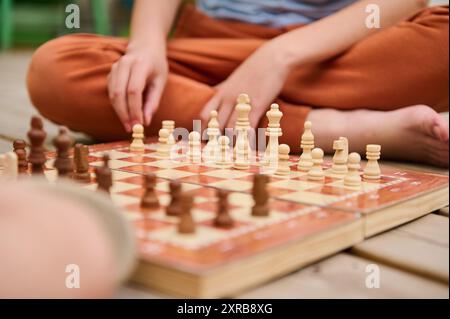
[
  {"xmin": 130, "ymin": 124, "xmax": 145, "ymax": 152},
  {"xmin": 275, "ymin": 144, "xmax": 291, "ymax": 176},
  {"xmin": 233, "ymin": 137, "xmax": 250, "ymax": 170},
  {"xmin": 204, "ymin": 110, "xmax": 220, "ymax": 162},
  {"xmin": 162, "ymin": 120, "xmax": 176, "ymax": 146},
  {"xmin": 308, "ymin": 148, "xmax": 325, "ymax": 181},
  {"xmin": 0, "ymin": 152, "xmax": 18, "ymax": 182},
  {"xmin": 157, "ymin": 128, "xmax": 170, "ymax": 158},
  {"xmin": 216, "ymin": 136, "xmax": 232, "ymax": 168},
  {"xmin": 188, "ymin": 131, "xmax": 201, "ymax": 163},
  {"xmin": 330, "ymin": 139, "xmax": 348, "ymax": 179},
  {"xmin": 363, "ymin": 144, "xmax": 381, "ymax": 181},
  {"xmin": 297, "ymin": 121, "xmax": 314, "ymax": 172},
  {"xmin": 345, "ymin": 153, "xmax": 362, "ymax": 188}
]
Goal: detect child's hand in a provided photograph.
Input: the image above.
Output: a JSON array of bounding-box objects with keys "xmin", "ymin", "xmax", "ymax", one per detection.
[
  {"xmin": 107, "ymin": 44, "xmax": 168, "ymax": 132},
  {"xmin": 200, "ymin": 41, "xmax": 291, "ymax": 130}
]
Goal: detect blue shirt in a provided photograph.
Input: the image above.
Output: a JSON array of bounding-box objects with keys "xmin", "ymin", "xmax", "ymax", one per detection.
[{"xmin": 197, "ymin": 0, "xmax": 358, "ymax": 27}]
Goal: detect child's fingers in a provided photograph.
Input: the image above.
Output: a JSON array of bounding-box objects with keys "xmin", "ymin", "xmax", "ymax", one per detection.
[
  {"xmin": 108, "ymin": 63, "xmax": 131, "ymax": 132},
  {"xmin": 143, "ymin": 76, "xmax": 166, "ymax": 126},
  {"xmin": 111, "ymin": 58, "xmax": 133, "ymax": 132},
  {"xmin": 126, "ymin": 63, "xmax": 147, "ymax": 126},
  {"xmin": 217, "ymin": 99, "xmax": 235, "ymax": 131}
]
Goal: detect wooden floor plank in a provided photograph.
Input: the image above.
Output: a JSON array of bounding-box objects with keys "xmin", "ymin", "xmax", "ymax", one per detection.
[
  {"xmin": 351, "ymin": 215, "xmax": 449, "ymax": 284},
  {"xmin": 238, "ymin": 253, "xmax": 448, "ymax": 299}
]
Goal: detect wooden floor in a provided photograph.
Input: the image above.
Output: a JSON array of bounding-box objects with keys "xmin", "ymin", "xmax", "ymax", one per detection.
[{"xmin": 1, "ymin": 50, "xmax": 449, "ymax": 299}]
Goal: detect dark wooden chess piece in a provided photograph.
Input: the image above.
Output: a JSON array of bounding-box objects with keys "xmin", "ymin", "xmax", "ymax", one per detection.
[
  {"xmin": 214, "ymin": 189, "xmax": 234, "ymax": 228},
  {"xmin": 27, "ymin": 116, "xmax": 47, "ymax": 175},
  {"xmin": 53, "ymin": 127, "xmax": 74, "ymax": 178},
  {"xmin": 141, "ymin": 173, "xmax": 160, "ymax": 209},
  {"xmin": 178, "ymin": 193, "xmax": 196, "ymax": 234},
  {"xmin": 13, "ymin": 139, "xmax": 28, "ymax": 174},
  {"xmin": 73, "ymin": 144, "xmax": 91, "ymax": 183},
  {"xmin": 95, "ymin": 154, "xmax": 113, "ymax": 194},
  {"xmin": 251, "ymin": 174, "xmax": 270, "ymax": 217},
  {"xmin": 166, "ymin": 180, "xmax": 182, "ymax": 216}
]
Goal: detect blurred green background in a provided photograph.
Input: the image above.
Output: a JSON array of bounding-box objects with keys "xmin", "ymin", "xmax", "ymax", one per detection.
[{"xmin": 0, "ymin": 0, "xmax": 134, "ymax": 50}]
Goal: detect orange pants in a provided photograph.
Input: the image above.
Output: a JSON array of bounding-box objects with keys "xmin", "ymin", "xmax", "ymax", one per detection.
[{"xmin": 27, "ymin": 5, "xmax": 449, "ymax": 153}]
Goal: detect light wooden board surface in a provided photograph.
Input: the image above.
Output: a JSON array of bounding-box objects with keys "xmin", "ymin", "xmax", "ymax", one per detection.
[
  {"xmin": 352, "ymin": 214, "xmax": 449, "ymax": 284},
  {"xmin": 116, "ymin": 253, "xmax": 449, "ymax": 299}
]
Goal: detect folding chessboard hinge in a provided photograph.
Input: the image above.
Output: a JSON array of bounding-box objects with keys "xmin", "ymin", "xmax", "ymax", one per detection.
[
  {"xmin": 131, "ymin": 219, "xmax": 364, "ymax": 298},
  {"xmin": 363, "ymin": 186, "xmax": 449, "ymax": 238}
]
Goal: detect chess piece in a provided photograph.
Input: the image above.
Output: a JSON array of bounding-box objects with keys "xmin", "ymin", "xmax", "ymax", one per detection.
[
  {"xmin": 215, "ymin": 136, "xmax": 232, "ymax": 168},
  {"xmin": 308, "ymin": 148, "xmax": 325, "ymax": 181},
  {"xmin": 329, "ymin": 139, "xmax": 348, "ymax": 179},
  {"xmin": 178, "ymin": 193, "xmax": 196, "ymax": 234},
  {"xmin": 166, "ymin": 180, "xmax": 182, "ymax": 216},
  {"xmin": 344, "ymin": 152, "xmax": 362, "ymax": 188},
  {"xmin": 130, "ymin": 124, "xmax": 145, "ymax": 152},
  {"xmin": 141, "ymin": 173, "xmax": 160, "ymax": 209},
  {"xmin": 297, "ymin": 121, "xmax": 314, "ymax": 172},
  {"xmin": 27, "ymin": 116, "xmax": 47, "ymax": 175},
  {"xmin": 264, "ymin": 104, "xmax": 283, "ymax": 167},
  {"xmin": 13, "ymin": 139, "xmax": 28, "ymax": 174},
  {"xmin": 204, "ymin": 111, "xmax": 220, "ymax": 162},
  {"xmin": 162, "ymin": 120, "xmax": 176, "ymax": 146},
  {"xmin": 233, "ymin": 94, "xmax": 252, "ymax": 161},
  {"xmin": 252, "ymin": 174, "xmax": 270, "ymax": 217},
  {"xmin": 363, "ymin": 144, "xmax": 381, "ymax": 181},
  {"xmin": 214, "ymin": 189, "xmax": 234, "ymax": 228},
  {"xmin": 0, "ymin": 152, "xmax": 18, "ymax": 182},
  {"xmin": 157, "ymin": 128, "xmax": 170, "ymax": 158},
  {"xmin": 188, "ymin": 131, "xmax": 201, "ymax": 163},
  {"xmin": 53, "ymin": 126, "xmax": 74, "ymax": 178},
  {"xmin": 95, "ymin": 154, "xmax": 113, "ymax": 194},
  {"xmin": 233, "ymin": 136, "xmax": 250, "ymax": 170},
  {"xmin": 275, "ymin": 144, "xmax": 290, "ymax": 176},
  {"xmin": 73, "ymin": 144, "xmax": 91, "ymax": 183}
]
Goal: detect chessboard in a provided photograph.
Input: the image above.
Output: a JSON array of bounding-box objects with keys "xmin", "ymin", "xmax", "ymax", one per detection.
[{"xmin": 42, "ymin": 138, "xmax": 449, "ymax": 298}]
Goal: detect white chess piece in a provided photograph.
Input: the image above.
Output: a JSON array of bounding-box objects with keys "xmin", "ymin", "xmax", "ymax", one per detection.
[
  {"xmin": 233, "ymin": 137, "xmax": 250, "ymax": 170},
  {"xmin": 363, "ymin": 144, "xmax": 381, "ymax": 181},
  {"xmin": 345, "ymin": 152, "xmax": 362, "ymax": 188},
  {"xmin": 308, "ymin": 148, "xmax": 325, "ymax": 181},
  {"xmin": 264, "ymin": 103, "xmax": 283, "ymax": 167},
  {"xmin": 297, "ymin": 121, "xmax": 314, "ymax": 172},
  {"xmin": 130, "ymin": 124, "xmax": 145, "ymax": 152},
  {"xmin": 162, "ymin": 120, "xmax": 176, "ymax": 146},
  {"xmin": 204, "ymin": 110, "xmax": 220, "ymax": 162},
  {"xmin": 1, "ymin": 152, "xmax": 18, "ymax": 182},
  {"xmin": 275, "ymin": 144, "xmax": 290, "ymax": 176},
  {"xmin": 157, "ymin": 128, "xmax": 170, "ymax": 158},
  {"xmin": 188, "ymin": 131, "xmax": 202, "ymax": 163},
  {"xmin": 329, "ymin": 139, "xmax": 348, "ymax": 179},
  {"xmin": 216, "ymin": 136, "xmax": 232, "ymax": 168},
  {"xmin": 233, "ymin": 94, "xmax": 252, "ymax": 162}
]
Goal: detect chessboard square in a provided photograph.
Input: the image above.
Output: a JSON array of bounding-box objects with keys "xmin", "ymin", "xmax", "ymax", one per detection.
[
  {"xmin": 111, "ymin": 194, "xmax": 140, "ymax": 206},
  {"xmin": 202, "ymin": 169, "xmax": 253, "ymax": 179},
  {"xmin": 120, "ymin": 156, "xmax": 158, "ymax": 164},
  {"xmin": 120, "ymin": 165, "xmax": 161, "ymax": 174},
  {"xmin": 230, "ymin": 207, "xmax": 287, "ymax": 226},
  {"xmin": 209, "ymin": 180, "xmax": 253, "ymax": 192},
  {"xmin": 119, "ymin": 175, "xmax": 144, "ymax": 185},
  {"xmin": 149, "ymin": 225, "xmax": 227, "ymax": 249},
  {"xmin": 90, "ymin": 159, "xmax": 134, "ymax": 170},
  {"xmin": 146, "ymin": 160, "xmax": 190, "ymax": 169},
  {"xmin": 111, "ymin": 181, "xmax": 141, "ymax": 193},
  {"xmin": 176, "ymin": 165, "xmax": 218, "ymax": 174},
  {"xmin": 307, "ymin": 185, "xmax": 355, "ymax": 196},
  {"xmin": 279, "ymin": 191, "xmax": 338, "ymax": 206},
  {"xmin": 268, "ymin": 179, "xmax": 321, "ymax": 191},
  {"xmin": 326, "ymin": 179, "xmax": 382, "ymax": 192},
  {"xmin": 93, "ymin": 150, "xmax": 131, "ymax": 160},
  {"xmin": 155, "ymin": 169, "xmax": 197, "ymax": 180},
  {"xmin": 228, "ymin": 192, "xmax": 254, "ymax": 208},
  {"xmin": 178, "ymin": 175, "xmax": 224, "ymax": 185},
  {"xmin": 134, "ymin": 219, "xmax": 173, "ymax": 232},
  {"xmin": 149, "ymin": 209, "xmax": 215, "ymax": 224},
  {"xmin": 112, "ymin": 170, "xmax": 142, "ymax": 181}
]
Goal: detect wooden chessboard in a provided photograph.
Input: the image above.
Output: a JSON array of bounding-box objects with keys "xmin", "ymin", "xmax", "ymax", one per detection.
[{"xmin": 44, "ymin": 139, "xmax": 449, "ymax": 298}]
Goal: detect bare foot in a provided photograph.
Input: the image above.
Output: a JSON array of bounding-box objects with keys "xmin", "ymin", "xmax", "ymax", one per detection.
[{"xmin": 308, "ymin": 105, "xmax": 449, "ymax": 168}]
